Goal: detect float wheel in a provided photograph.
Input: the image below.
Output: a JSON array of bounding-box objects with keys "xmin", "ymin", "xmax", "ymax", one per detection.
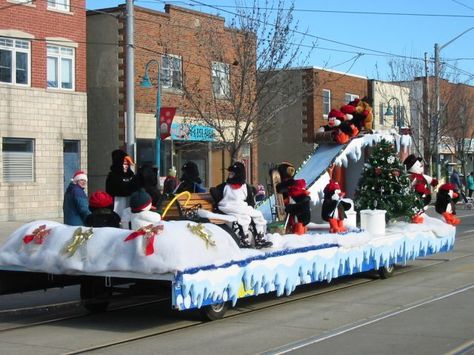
[
  {"xmin": 200, "ymin": 302, "xmax": 229, "ymax": 321},
  {"xmin": 378, "ymin": 265, "xmax": 395, "ymax": 279}
]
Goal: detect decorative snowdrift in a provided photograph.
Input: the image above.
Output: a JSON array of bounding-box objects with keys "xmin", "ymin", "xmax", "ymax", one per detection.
[{"xmin": 173, "ymin": 216, "xmax": 455, "ymax": 310}]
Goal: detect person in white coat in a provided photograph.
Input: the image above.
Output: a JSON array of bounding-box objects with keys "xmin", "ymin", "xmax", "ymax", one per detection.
[{"xmin": 215, "ymin": 162, "xmax": 272, "ymax": 249}]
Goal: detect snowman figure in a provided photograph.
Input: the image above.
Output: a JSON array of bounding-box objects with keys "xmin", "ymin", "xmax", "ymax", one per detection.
[{"xmin": 403, "ymin": 154, "xmax": 438, "ymax": 223}]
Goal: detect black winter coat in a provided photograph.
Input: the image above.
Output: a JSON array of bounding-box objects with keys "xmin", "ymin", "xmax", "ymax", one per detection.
[
  {"xmin": 85, "ymin": 208, "xmax": 121, "ymax": 228},
  {"xmin": 105, "ymin": 149, "xmax": 139, "ymax": 197}
]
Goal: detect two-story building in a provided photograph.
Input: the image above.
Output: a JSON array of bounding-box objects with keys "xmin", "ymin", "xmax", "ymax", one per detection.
[
  {"xmin": 0, "ymin": 0, "xmax": 87, "ymax": 221},
  {"xmin": 257, "ymin": 67, "xmax": 368, "ymax": 185},
  {"xmin": 87, "ymin": 4, "xmax": 256, "ymax": 192}
]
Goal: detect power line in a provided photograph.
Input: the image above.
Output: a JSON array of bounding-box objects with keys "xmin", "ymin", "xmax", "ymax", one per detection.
[
  {"xmin": 2, "ymin": 0, "xmax": 473, "ymax": 78},
  {"xmin": 138, "ymin": 0, "xmax": 474, "ymax": 18}
]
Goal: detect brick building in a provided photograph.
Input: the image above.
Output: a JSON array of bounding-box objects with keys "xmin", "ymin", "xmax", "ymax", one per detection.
[
  {"xmin": 0, "ymin": 0, "xmax": 87, "ymax": 221},
  {"xmin": 87, "ymin": 5, "xmax": 256, "ymax": 192},
  {"xmin": 257, "ymin": 67, "xmax": 368, "ymax": 184}
]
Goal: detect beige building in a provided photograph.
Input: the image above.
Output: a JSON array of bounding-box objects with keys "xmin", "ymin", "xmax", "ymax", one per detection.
[
  {"xmin": 0, "ymin": 1, "xmax": 87, "ymax": 222},
  {"xmin": 369, "ymin": 80, "xmax": 412, "ymax": 132}
]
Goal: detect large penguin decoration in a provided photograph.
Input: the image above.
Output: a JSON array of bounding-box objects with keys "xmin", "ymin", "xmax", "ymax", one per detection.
[
  {"xmin": 435, "ymin": 183, "xmax": 461, "ymax": 226},
  {"xmin": 276, "ymin": 162, "xmax": 311, "ymax": 234},
  {"xmin": 321, "ymin": 181, "xmax": 351, "ymax": 233}
]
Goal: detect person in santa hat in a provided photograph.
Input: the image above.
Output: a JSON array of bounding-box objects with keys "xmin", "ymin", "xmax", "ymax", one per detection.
[
  {"xmin": 403, "ymin": 154, "xmax": 438, "ymax": 223},
  {"xmin": 321, "ymin": 180, "xmax": 351, "ymax": 233},
  {"xmin": 63, "ymin": 170, "xmax": 91, "ymax": 226},
  {"xmin": 435, "ymin": 183, "xmax": 461, "ymax": 225},
  {"xmin": 214, "ymin": 162, "xmax": 272, "ymax": 248},
  {"xmin": 85, "ymin": 190, "xmax": 121, "ymax": 228}
]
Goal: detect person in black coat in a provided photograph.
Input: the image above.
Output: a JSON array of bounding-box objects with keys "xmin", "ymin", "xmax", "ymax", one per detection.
[
  {"xmin": 105, "ymin": 149, "xmax": 139, "ymax": 218},
  {"xmin": 175, "ymin": 161, "xmax": 206, "ymax": 193},
  {"xmin": 137, "ymin": 164, "xmax": 162, "ymax": 209},
  {"xmin": 85, "ymin": 190, "xmax": 121, "ymax": 228}
]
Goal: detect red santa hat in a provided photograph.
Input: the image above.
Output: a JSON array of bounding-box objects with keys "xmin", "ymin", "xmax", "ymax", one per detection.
[
  {"xmin": 340, "ymin": 104, "xmax": 356, "ymax": 115},
  {"xmin": 324, "ymin": 180, "xmax": 341, "ymax": 194},
  {"xmin": 439, "ymin": 183, "xmax": 456, "ymax": 191},
  {"xmin": 72, "ymin": 170, "xmax": 87, "ymax": 183},
  {"xmin": 328, "ymin": 109, "xmax": 345, "ymax": 120}
]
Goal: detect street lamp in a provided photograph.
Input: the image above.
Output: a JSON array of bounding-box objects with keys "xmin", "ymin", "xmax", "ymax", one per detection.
[
  {"xmin": 434, "ymin": 27, "xmax": 474, "ymax": 178},
  {"xmin": 140, "ymin": 59, "xmax": 161, "ymax": 175},
  {"xmin": 384, "ymin": 97, "xmax": 402, "ymax": 129}
]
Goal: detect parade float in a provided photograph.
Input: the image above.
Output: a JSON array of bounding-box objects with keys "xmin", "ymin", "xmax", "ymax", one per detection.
[{"xmin": 0, "ymin": 132, "xmax": 456, "ymax": 320}]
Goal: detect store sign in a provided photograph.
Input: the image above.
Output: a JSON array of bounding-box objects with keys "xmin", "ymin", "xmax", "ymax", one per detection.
[{"xmin": 170, "ymin": 123, "xmax": 216, "ymax": 141}]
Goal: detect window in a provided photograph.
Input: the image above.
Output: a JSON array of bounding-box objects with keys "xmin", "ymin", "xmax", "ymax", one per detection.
[
  {"xmin": 8, "ymin": 0, "xmax": 34, "ymax": 4},
  {"xmin": 345, "ymin": 93, "xmax": 359, "ymax": 103},
  {"xmin": 47, "ymin": 0, "xmax": 69, "ymax": 11},
  {"xmin": 0, "ymin": 37, "xmax": 29, "ymax": 85},
  {"xmin": 212, "ymin": 62, "xmax": 230, "ymax": 97},
  {"xmin": 2, "ymin": 138, "xmax": 35, "ymax": 182},
  {"xmin": 161, "ymin": 54, "xmax": 182, "ymax": 89},
  {"xmin": 47, "ymin": 44, "xmax": 74, "ymax": 89},
  {"xmin": 379, "ymin": 103, "xmax": 385, "ymax": 125},
  {"xmin": 323, "ymin": 89, "xmax": 331, "ymax": 116}
]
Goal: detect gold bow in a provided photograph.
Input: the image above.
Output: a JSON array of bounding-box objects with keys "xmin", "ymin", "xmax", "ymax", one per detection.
[
  {"xmin": 187, "ymin": 223, "xmax": 216, "ymax": 248},
  {"xmin": 63, "ymin": 227, "xmax": 94, "ymax": 257}
]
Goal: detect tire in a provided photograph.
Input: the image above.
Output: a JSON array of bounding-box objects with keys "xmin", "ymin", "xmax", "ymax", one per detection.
[
  {"xmin": 80, "ymin": 278, "xmax": 111, "ymax": 313},
  {"xmin": 378, "ymin": 265, "xmax": 395, "ymax": 279},
  {"xmin": 200, "ymin": 302, "xmax": 229, "ymax": 321}
]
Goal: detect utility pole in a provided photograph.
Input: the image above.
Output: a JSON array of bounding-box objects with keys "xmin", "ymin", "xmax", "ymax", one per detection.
[
  {"xmin": 433, "ymin": 27, "xmax": 474, "ymax": 178},
  {"xmin": 125, "ymin": 0, "xmax": 135, "ymax": 160},
  {"xmin": 422, "ymin": 52, "xmax": 429, "ymax": 167},
  {"xmin": 434, "ymin": 43, "xmax": 440, "ymax": 178}
]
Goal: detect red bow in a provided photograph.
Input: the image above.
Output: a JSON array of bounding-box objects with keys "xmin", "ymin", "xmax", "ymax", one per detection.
[
  {"xmin": 124, "ymin": 224, "xmax": 164, "ymax": 256},
  {"xmin": 23, "ymin": 225, "xmax": 50, "ymax": 245}
]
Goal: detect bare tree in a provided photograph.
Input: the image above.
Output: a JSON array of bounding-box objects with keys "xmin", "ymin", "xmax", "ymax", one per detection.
[
  {"xmin": 181, "ymin": 0, "xmax": 313, "ymax": 162},
  {"xmin": 386, "ymin": 56, "xmax": 474, "ymax": 177},
  {"xmin": 438, "ymin": 84, "xmax": 474, "ymax": 182}
]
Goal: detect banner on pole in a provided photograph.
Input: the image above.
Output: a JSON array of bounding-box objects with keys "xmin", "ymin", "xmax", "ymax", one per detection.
[{"xmin": 159, "ymin": 107, "xmax": 176, "ymax": 140}]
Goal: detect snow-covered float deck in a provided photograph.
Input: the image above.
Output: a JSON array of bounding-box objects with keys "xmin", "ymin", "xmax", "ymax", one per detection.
[{"xmin": 0, "ymin": 216, "xmax": 455, "ymax": 317}]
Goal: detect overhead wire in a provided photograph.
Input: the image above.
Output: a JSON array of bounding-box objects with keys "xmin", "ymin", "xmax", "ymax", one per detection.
[{"xmin": 1, "ymin": 0, "xmax": 473, "ymax": 79}]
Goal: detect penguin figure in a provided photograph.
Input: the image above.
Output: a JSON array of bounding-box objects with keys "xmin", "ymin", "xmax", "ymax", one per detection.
[
  {"xmin": 435, "ymin": 183, "xmax": 461, "ymax": 226},
  {"xmin": 276, "ymin": 162, "xmax": 311, "ymax": 234},
  {"xmin": 321, "ymin": 181, "xmax": 351, "ymax": 233}
]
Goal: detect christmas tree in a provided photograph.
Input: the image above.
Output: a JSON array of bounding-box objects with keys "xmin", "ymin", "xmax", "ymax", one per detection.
[{"xmin": 354, "ymin": 139, "xmax": 424, "ymax": 222}]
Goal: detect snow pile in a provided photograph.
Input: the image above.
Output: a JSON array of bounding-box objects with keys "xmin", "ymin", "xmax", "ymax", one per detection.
[
  {"xmin": 0, "ymin": 220, "xmax": 258, "ymax": 275},
  {"xmin": 174, "ymin": 218, "xmax": 455, "ymax": 310},
  {"xmin": 0, "ymin": 216, "xmax": 454, "ymax": 279}
]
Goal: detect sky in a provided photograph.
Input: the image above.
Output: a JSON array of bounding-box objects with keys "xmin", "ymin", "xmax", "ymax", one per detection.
[{"xmin": 86, "ymin": 0, "xmax": 474, "ymax": 83}]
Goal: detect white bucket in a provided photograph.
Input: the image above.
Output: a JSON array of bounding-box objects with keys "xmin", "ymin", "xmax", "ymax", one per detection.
[
  {"xmin": 360, "ymin": 209, "xmax": 386, "ymax": 235},
  {"xmin": 345, "ymin": 211, "xmax": 357, "ymax": 228}
]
